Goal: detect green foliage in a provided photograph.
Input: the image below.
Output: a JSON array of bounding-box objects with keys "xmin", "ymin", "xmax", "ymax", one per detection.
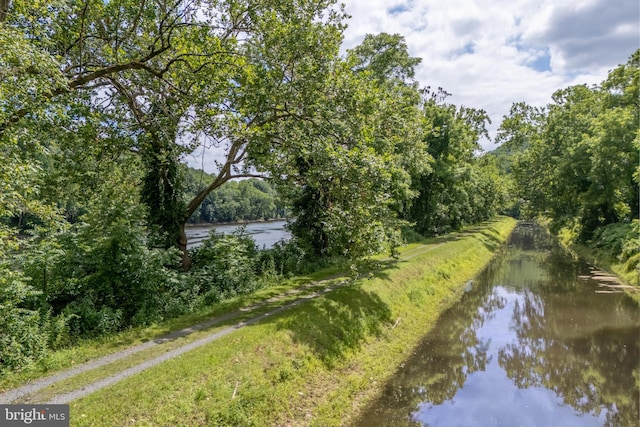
[
  {"xmin": 0, "ymin": 267, "xmax": 69, "ymax": 374},
  {"xmin": 142, "ymin": 144, "xmax": 186, "ymax": 249},
  {"xmin": 1, "ymin": 0, "xmax": 350, "ymax": 267},
  {"xmin": 20, "ymin": 160, "xmax": 189, "ymax": 337},
  {"xmin": 399, "ymin": 226, "xmax": 424, "ymax": 243},
  {"xmin": 500, "ymin": 50, "xmax": 639, "ymax": 240},
  {"xmin": 264, "ymin": 34, "xmax": 428, "ymax": 260},
  {"xmin": 0, "ymin": 20, "xmax": 66, "ymax": 129},
  {"xmin": 408, "ymin": 97, "xmax": 507, "ymax": 235},
  {"xmin": 591, "ymin": 220, "xmax": 640, "ymax": 274},
  {"xmin": 189, "ymin": 229, "xmax": 260, "ymax": 303},
  {"xmin": 257, "ymin": 239, "xmax": 336, "ymax": 278},
  {"xmin": 349, "ymin": 33, "xmax": 422, "ymax": 83}
]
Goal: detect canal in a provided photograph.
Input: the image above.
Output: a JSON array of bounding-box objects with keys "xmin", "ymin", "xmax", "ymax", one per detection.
[{"xmin": 354, "ymin": 222, "xmax": 639, "ymax": 427}]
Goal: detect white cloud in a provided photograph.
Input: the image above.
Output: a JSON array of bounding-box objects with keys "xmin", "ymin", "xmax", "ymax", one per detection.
[
  {"xmin": 523, "ymin": 0, "xmax": 639, "ymax": 71},
  {"xmin": 341, "ymin": 0, "xmax": 639, "ymax": 150}
]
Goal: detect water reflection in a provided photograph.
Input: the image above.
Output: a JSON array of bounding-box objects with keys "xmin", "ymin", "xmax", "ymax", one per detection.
[{"xmin": 354, "ymin": 223, "xmax": 639, "ymax": 427}]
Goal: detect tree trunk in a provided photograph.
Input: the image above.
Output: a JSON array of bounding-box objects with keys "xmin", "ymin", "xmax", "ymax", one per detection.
[
  {"xmin": 0, "ymin": 0, "xmax": 10, "ymax": 23},
  {"xmin": 178, "ymin": 222, "xmax": 191, "ymax": 271}
]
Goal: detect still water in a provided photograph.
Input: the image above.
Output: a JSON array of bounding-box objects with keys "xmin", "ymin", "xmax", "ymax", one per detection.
[
  {"xmin": 185, "ymin": 220, "xmax": 290, "ymax": 249},
  {"xmin": 354, "ymin": 222, "xmax": 639, "ymax": 427}
]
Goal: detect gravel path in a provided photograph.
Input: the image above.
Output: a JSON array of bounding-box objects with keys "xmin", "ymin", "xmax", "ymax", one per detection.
[
  {"xmin": 0, "ymin": 243, "xmax": 442, "ymax": 405},
  {"xmin": 0, "ymin": 276, "xmax": 349, "ymax": 404}
]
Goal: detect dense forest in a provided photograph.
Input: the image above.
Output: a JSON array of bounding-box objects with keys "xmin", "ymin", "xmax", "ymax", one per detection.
[
  {"xmin": 0, "ymin": 0, "xmax": 637, "ymax": 374},
  {"xmin": 183, "ymin": 171, "xmax": 287, "ymax": 224}
]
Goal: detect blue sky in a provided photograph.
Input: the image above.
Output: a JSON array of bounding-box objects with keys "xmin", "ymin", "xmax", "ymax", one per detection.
[{"xmin": 341, "ymin": 0, "xmax": 639, "ymax": 150}]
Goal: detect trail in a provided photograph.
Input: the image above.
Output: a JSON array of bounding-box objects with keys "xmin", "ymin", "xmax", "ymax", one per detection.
[{"xmin": 0, "ymin": 242, "xmax": 443, "ymax": 405}]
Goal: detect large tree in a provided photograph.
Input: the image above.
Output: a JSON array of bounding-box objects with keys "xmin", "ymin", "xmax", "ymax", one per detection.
[
  {"xmin": 0, "ymin": 0, "xmax": 349, "ymax": 269},
  {"xmin": 266, "ymin": 33, "xmax": 429, "ymax": 258},
  {"xmin": 408, "ymin": 92, "xmax": 498, "ymax": 235}
]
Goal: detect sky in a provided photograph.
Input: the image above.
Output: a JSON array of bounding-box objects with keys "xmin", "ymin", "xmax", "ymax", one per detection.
[
  {"xmin": 340, "ymin": 0, "xmax": 639, "ymax": 150},
  {"xmin": 185, "ymin": 0, "xmax": 639, "ymax": 169}
]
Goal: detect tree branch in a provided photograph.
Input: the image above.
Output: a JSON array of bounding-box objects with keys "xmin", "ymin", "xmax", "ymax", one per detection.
[{"xmin": 184, "ymin": 136, "xmax": 265, "ymax": 218}]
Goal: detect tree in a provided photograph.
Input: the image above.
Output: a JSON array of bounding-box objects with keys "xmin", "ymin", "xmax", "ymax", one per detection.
[
  {"xmin": 408, "ymin": 93, "xmax": 495, "ymax": 235},
  {"xmin": 498, "ymin": 50, "xmax": 639, "ymax": 239},
  {"xmin": 267, "ymin": 33, "xmax": 428, "ymax": 258},
  {"xmin": 0, "ymin": 0, "xmax": 349, "ymax": 269},
  {"xmin": 350, "ymin": 33, "xmax": 422, "ymax": 83}
]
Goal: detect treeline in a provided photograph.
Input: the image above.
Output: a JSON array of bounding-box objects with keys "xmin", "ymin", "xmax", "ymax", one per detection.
[
  {"xmin": 494, "ymin": 50, "xmax": 639, "ymax": 279},
  {"xmin": 183, "ymin": 171, "xmax": 287, "ymax": 224}
]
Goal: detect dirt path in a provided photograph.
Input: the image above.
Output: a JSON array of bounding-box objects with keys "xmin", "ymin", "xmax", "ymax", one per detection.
[{"xmin": 0, "ymin": 242, "xmax": 443, "ymax": 405}]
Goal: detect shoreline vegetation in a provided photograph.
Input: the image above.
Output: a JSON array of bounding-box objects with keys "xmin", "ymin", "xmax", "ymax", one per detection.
[{"xmin": 3, "ymin": 217, "xmax": 518, "ymax": 425}]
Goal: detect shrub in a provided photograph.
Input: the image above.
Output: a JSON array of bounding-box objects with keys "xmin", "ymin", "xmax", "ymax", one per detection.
[
  {"xmin": 400, "ymin": 226, "xmax": 424, "ymax": 244},
  {"xmin": 257, "ymin": 240, "xmax": 308, "ymax": 277},
  {"xmin": 618, "ymin": 220, "xmax": 640, "ymax": 273},
  {"xmin": 20, "ymin": 162, "xmax": 191, "ymax": 337},
  {"xmin": 590, "ymin": 220, "xmax": 639, "ymax": 278},
  {"xmin": 0, "ymin": 268, "xmax": 69, "ymax": 373},
  {"xmin": 189, "ymin": 228, "xmax": 260, "ymax": 298},
  {"xmin": 590, "ymin": 222, "xmax": 632, "ymax": 256}
]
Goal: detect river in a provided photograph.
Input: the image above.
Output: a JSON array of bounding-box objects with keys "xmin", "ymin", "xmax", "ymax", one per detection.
[
  {"xmin": 185, "ymin": 220, "xmax": 290, "ymax": 249},
  {"xmin": 353, "ymin": 222, "xmax": 639, "ymax": 427}
]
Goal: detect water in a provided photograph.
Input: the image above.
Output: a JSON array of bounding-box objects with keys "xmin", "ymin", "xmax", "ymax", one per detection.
[
  {"xmin": 354, "ymin": 222, "xmax": 640, "ymax": 427},
  {"xmin": 185, "ymin": 220, "xmax": 290, "ymax": 249}
]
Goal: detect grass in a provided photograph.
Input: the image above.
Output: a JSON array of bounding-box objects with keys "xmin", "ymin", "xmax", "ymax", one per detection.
[
  {"xmin": 60, "ymin": 216, "xmax": 517, "ymax": 426},
  {"xmin": 0, "ymin": 268, "xmax": 349, "ymax": 393}
]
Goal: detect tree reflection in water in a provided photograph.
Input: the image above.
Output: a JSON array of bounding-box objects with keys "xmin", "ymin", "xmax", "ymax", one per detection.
[
  {"xmin": 500, "ymin": 288, "xmax": 639, "ymax": 427},
  {"xmin": 353, "ymin": 223, "xmax": 639, "ymax": 427}
]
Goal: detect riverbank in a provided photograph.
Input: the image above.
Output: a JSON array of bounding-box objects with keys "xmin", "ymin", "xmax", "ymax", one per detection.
[
  {"xmin": 1, "ymin": 217, "xmax": 516, "ymax": 425},
  {"xmin": 557, "ymin": 227, "xmax": 640, "ymax": 304}
]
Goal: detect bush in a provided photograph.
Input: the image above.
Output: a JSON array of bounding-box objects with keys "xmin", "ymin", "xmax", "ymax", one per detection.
[
  {"xmin": 257, "ymin": 240, "xmax": 308, "ymax": 277},
  {"xmin": 20, "ymin": 162, "xmax": 192, "ymax": 337},
  {"xmin": 189, "ymin": 228, "xmax": 260, "ymax": 298},
  {"xmin": 0, "ymin": 268, "xmax": 69, "ymax": 373},
  {"xmin": 590, "ymin": 222, "xmax": 632, "ymax": 255},
  {"xmin": 590, "ymin": 220, "xmax": 639, "ymax": 277},
  {"xmin": 619, "ymin": 220, "xmax": 640, "ymax": 273},
  {"xmin": 400, "ymin": 226, "xmax": 424, "ymax": 244}
]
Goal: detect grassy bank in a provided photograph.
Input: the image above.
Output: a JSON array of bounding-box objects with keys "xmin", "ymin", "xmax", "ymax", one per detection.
[{"xmin": 65, "ymin": 216, "xmax": 516, "ymax": 426}]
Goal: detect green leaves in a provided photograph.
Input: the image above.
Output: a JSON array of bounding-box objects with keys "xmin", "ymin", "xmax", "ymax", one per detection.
[
  {"xmin": 497, "ymin": 49, "xmax": 639, "ymax": 239},
  {"xmin": 348, "ymin": 33, "xmax": 422, "ymax": 84},
  {"xmin": 408, "ymin": 96, "xmax": 499, "ymax": 236}
]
